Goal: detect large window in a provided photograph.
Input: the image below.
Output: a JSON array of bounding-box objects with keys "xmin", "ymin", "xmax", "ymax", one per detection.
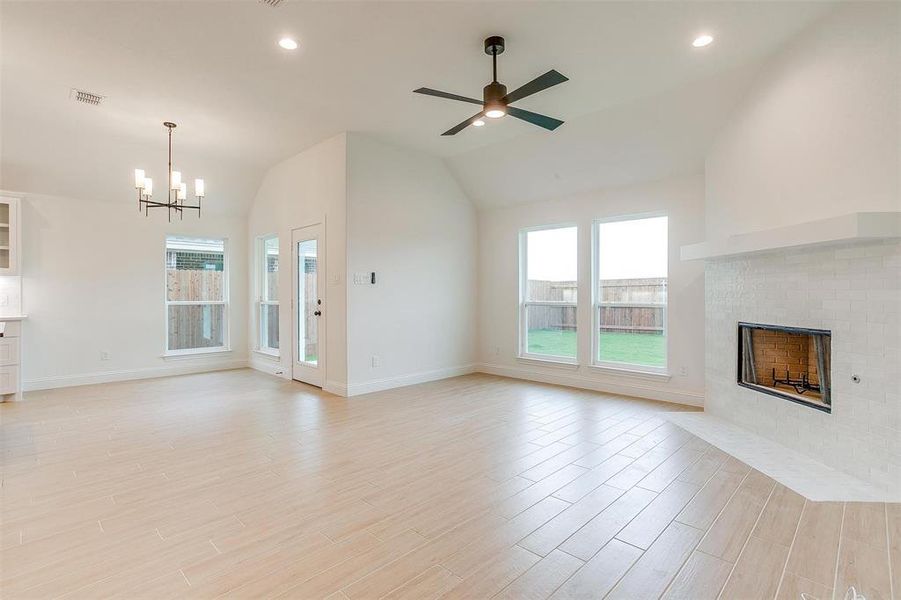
[
  {"xmin": 257, "ymin": 235, "xmax": 279, "ymax": 355},
  {"xmin": 165, "ymin": 236, "xmax": 228, "ymax": 354},
  {"xmin": 593, "ymin": 215, "xmax": 667, "ymax": 372},
  {"xmin": 519, "ymin": 225, "xmax": 578, "ymax": 362}
]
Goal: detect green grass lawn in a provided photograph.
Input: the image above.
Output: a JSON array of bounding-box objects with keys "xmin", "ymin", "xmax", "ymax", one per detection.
[{"xmin": 527, "ymin": 329, "xmax": 665, "ymax": 366}]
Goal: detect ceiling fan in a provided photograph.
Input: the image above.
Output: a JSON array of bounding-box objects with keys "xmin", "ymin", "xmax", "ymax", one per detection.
[{"xmin": 414, "ymin": 36, "xmax": 569, "ymax": 136}]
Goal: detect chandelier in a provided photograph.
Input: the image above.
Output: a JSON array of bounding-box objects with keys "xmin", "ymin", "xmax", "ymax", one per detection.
[{"xmin": 133, "ymin": 122, "xmax": 205, "ymax": 221}]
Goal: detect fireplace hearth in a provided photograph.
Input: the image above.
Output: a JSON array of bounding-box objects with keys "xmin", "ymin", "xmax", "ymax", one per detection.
[{"xmin": 737, "ymin": 322, "xmax": 831, "ymax": 412}]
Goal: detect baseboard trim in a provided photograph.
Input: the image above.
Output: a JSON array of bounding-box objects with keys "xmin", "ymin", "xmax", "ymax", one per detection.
[
  {"xmin": 346, "ymin": 364, "xmax": 477, "ymax": 396},
  {"xmin": 248, "ymin": 355, "xmax": 289, "ymax": 379},
  {"xmin": 475, "ymin": 362, "xmax": 704, "ymax": 408},
  {"xmin": 323, "ymin": 380, "xmax": 349, "ymax": 397},
  {"xmin": 24, "ymin": 357, "xmax": 249, "ymax": 392},
  {"xmin": 23, "ymin": 357, "xmax": 702, "ymax": 407}
]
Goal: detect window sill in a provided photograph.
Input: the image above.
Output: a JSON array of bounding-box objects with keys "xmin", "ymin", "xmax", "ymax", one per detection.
[
  {"xmin": 162, "ymin": 347, "xmax": 232, "ymax": 360},
  {"xmin": 516, "ymin": 356, "xmax": 580, "ymax": 370},
  {"xmin": 252, "ymin": 349, "xmax": 280, "ymax": 360},
  {"xmin": 587, "ymin": 363, "xmax": 671, "ymax": 381}
]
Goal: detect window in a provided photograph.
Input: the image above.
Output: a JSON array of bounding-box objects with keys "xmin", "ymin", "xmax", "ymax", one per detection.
[
  {"xmin": 165, "ymin": 236, "xmax": 228, "ymax": 354},
  {"xmin": 519, "ymin": 225, "xmax": 578, "ymax": 362},
  {"xmin": 593, "ymin": 215, "xmax": 667, "ymax": 372},
  {"xmin": 257, "ymin": 235, "xmax": 280, "ymax": 355}
]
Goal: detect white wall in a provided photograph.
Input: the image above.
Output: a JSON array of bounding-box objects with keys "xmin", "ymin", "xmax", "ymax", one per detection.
[
  {"xmin": 705, "ymin": 2, "xmax": 901, "ymax": 239},
  {"xmin": 246, "ymin": 133, "xmax": 348, "ymax": 392},
  {"xmin": 477, "ymin": 174, "xmax": 706, "ymax": 406},
  {"xmin": 19, "ymin": 192, "xmax": 248, "ymax": 389},
  {"xmin": 345, "ymin": 133, "xmax": 477, "ymax": 394}
]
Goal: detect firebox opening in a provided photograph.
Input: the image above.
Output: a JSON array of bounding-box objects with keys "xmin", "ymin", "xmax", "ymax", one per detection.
[{"xmin": 737, "ymin": 322, "xmax": 832, "ymax": 413}]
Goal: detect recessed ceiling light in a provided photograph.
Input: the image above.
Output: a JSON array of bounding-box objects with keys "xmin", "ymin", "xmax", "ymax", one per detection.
[
  {"xmin": 692, "ymin": 34, "xmax": 714, "ymax": 48},
  {"xmin": 278, "ymin": 38, "xmax": 298, "ymax": 50},
  {"xmin": 473, "ymin": 119, "xmax": 485, "ymax": 127}
]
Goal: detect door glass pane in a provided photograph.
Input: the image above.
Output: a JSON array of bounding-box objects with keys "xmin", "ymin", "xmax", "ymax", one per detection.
[
  {"xmin": 167, "ymin": 304, "xmax": 225, "ymax": 351},
  {"xmin": 596, "ymin": 216, "xmax": 667, "ymax": 368},
  {"xmin": 297, "ymin": 239, "xmax": 318, "ymax": 365},
  {"xmin": 526, "ymin": 305, "xmax": 577, "ymax": 358}
]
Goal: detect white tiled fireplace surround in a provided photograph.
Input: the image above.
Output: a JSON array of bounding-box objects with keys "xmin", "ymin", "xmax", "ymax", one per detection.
[{"xmin": 671, "ymin": 239, "xmax": 900, "ymax": 501}]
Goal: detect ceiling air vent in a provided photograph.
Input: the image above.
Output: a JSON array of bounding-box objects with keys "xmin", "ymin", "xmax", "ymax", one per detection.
[
  {"xmin": 259, "ymin": 0, "xmax": 283, "ymax": 6},
  {"xmin": 70, "ymin": 88, "xmax": 104, "ymax": 106}
]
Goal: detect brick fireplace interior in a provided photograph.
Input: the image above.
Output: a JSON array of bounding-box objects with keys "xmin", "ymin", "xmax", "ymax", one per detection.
[{"xmin": 737, "ymin": 323, "xmax": 831, "ymax": 412}]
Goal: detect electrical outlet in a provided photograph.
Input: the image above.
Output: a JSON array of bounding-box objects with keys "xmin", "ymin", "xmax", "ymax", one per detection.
[
  {"xmin": 100, "ymin": 351, "xmax": 111, "ymax": 361},
  {"xmin": 371, "ymin": 355, "xmax": 380, "ymax": 368},
  {"xmin": 679, "ymin": 366, "xmax": 688, "ymax": 376},
  {"xmin": 493, "ymin": 346, "xmax": 500, "ymax": 356},
  {"xmin": 0, "ymin": 295, "xmax": 8, "ymax": 307}
]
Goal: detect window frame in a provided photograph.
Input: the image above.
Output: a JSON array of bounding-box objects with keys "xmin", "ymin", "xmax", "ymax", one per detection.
[
  {"xmin": 518, "ymin": 223, "xmax": 579, "ymax": 365},
  {"xmin": 591, "ymin": 213, "xmax": 668, "ymax": 375},
  {"xmin": 163, "ymin": 235, "xmax": 230, "ymax": 357},
  {"xmin": 256, "ymin": 234, "xmax": 280, "ymax": 357}
]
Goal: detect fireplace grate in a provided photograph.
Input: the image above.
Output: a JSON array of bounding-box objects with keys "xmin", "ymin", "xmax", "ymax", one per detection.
[{"xmin": 772, "ymin": 368, "xmax": 821, "ymax": 395}]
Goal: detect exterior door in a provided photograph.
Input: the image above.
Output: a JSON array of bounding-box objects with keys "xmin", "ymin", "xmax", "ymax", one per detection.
[{"xmin": 292, "ymin": 224, "xmax": 325, "ymax": 386}]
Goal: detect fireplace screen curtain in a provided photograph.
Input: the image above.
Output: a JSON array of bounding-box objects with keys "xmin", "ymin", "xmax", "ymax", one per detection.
[
  {"xmin": 813, "ymin": 333, "xmax": 831, "ymax": 406},
  {"xmin": 741, "ymin": 328, "xmax": 757, "ymax": 385}
]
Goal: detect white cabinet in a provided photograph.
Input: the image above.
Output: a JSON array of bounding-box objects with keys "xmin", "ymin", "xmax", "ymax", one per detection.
[
  {"xmin": 0, "ymin": 366, "xmax": 18, "ymax": 396},
  {"xmin": 0, "ymin": 337, "xmax": 20, "ymax": 366},
  {"xmin": 0, "ymin": 195, "xmax": 24, "ymax": 400},
  {"xmin": 0, "ymin": 196, "xmax": 20, "ymax": 275},
  {"xmin": 0, "ymin": 319, "xmax": 23, "ymax": 399}
]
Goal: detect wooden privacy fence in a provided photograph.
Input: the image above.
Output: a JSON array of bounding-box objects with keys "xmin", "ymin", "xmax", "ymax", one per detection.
[
  {"xmin": 165, "ymin": 266, "xmax": 322, "ymax": 354},
  {"xmin": 526, "ymin": 278, "xmax": 666, "ymax": 334},
  {"xmin": 167, "ymin": 304, "xmax": 226, "ymax": 350},
  {"xmin": 598, "ymin": 278, "xmax": 665, "ymax": 334},
  {"xmin": 527, "ymin": 305, "xmax": 578, "ymax": 331},
  {"xmin": 167, "ymin": 270, "xmax": 223, "ymax": 302},
  {"xmin": 166, "ymin": 270, "xmax": 225, "ymax": 350}
]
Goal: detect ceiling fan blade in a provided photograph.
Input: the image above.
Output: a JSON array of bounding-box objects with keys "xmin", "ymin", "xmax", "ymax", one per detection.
[
  {"xmin": 413, "ymin": 87, "xmax": 483, "ymax": 106},
  {"xmin": 506, "ymin": 106, "xmax": 564, "ymax": 131},
  {"xmin": 503, "ymin": 69, "xmax": 569, "ymax": 104},
  {"xmin": 441, "ymin": 111, "xmax": 486, "ymax": 136}
]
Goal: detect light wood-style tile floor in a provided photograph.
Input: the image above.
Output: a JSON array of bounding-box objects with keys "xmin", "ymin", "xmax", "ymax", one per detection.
[{"xmin": 1, "ymin": 370, "xmax": 898, "ymax": 599}]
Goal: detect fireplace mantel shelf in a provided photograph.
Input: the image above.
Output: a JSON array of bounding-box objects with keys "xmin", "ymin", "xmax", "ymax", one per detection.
[{"xmin": 680, "ymin": 211, "xmax": 901, "ymax": 261}]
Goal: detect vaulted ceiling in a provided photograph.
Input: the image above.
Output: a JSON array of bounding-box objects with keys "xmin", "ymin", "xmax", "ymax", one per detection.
[{"xmin": 1, "ymin": 1, "xmax": 837, "ymax": 212}]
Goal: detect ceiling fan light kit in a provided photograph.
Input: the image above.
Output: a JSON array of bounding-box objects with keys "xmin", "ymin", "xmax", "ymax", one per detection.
[{"xmin": 414, "ymin": 35, "xmax": 569, "ymax": 136}]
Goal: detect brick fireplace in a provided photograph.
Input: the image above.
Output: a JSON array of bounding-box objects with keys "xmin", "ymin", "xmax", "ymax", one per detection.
[
  {"xmin": 704, "ymin": 239, "xmax": 900, "ymax": 493},
  {"xmin": 737, "ymin": 322, "xmax": 831, "ymax": 412}
]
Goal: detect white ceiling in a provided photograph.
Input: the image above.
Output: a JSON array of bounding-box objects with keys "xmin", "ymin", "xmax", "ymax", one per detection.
[{"xmin": 0, "ymin": 1, "xmax": 837, "ymax": 213}]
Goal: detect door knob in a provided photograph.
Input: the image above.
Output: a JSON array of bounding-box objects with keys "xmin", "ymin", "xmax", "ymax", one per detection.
[{"xmin": 314, "ymin": 310, "xmax": 322, "ymax": 316}]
